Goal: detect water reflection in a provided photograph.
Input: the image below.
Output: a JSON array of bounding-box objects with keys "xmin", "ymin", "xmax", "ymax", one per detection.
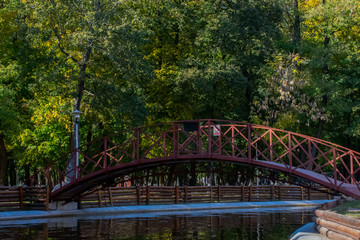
[{"xmin": 0, "ymin": 207, "xmax": 314, "ymax": 240}]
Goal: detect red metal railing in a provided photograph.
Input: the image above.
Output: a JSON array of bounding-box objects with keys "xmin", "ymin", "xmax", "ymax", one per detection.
[{"xmin": 35, "ymin": 120, "xmax": 360, "ymax": 200}]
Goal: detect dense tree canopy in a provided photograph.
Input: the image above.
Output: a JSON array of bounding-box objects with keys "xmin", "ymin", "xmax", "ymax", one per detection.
[{"xmin": 0, "ymin": 0, "xmax": 359, "ymax": 185}]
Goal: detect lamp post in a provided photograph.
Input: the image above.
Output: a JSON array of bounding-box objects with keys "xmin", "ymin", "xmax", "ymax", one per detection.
[{"xmin": 71, "ymin": 110, "xmax": 83, "ymax": 180}]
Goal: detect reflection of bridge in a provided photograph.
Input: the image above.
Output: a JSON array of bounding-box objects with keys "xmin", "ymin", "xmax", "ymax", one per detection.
[{"xmin": 42, "ymin": 120, "xmax": 360, "ymax": 200}]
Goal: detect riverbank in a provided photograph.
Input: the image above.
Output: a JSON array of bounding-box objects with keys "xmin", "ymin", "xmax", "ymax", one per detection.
[{"xmin": 0, "ymin": 200, "xmax": 333, "ymax": 222}]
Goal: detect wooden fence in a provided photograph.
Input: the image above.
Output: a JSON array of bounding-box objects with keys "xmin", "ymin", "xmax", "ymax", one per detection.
[
  {"xmin": 79, "ymin": 185, "xmax": 334, "ymax": 209},
  {"xmin": 0, "ymin": 186, "xmax": 49, "ymax": 211},
  {"xmin": 0, "ymin": 185, "xmax": 333, "ymax": 211}
]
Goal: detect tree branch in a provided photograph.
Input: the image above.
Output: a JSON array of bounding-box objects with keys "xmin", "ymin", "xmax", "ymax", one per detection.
[{"xmin": 53, "ymin": 28, "xmax": 79, "ymax": 65}]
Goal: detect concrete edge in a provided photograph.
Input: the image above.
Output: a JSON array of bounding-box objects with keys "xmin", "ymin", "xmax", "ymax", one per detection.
[
  {"xmin": 0, "ymin": 200, "xmax": 333, "ymax": 221},
  {"xmin": 290, "ymin": 223, "xmax": 327, "ymax": 240}
]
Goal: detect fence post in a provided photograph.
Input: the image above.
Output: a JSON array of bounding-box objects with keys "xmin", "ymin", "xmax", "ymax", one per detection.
[
  {"xmin": 271, "ymin": 185, "xmax": 274, "ymax": 201},
  {"xmin": 109, "ymin": 187, "xmax": 113, "ymax": 207},
  {"xmin": 278, "ymin": 186, "xmax": 282, "ymax": 201},
  {"xmin": 19, "ymin": 186, "xmax": 24, "ymax": 210},
  {"xmin": 77, "ymin": 197, "xmax": 82, "ymax": 209},
  {"xmin": 184, "ymin": 185, "xmax": 188, "ymax": 203},
  {"xmin": 254, "ymin": 186, "xmax": 258, "ymax": 201},
  {"xmin": 301, "ymin": 187, "xmax": 304, "ymax": 200},
  {"xmin": 241, "ymin": 185, "xmax": 244, "ymax": 202},
  {"xmin": 45, "ymin": 185, "xmax": 49, "ymax": 211},
  {"xmin": 210, "ymin": 186, "xmax": 213, "ymax": 202},
  {"xmin": 146, "ymin": 185, "xmax": 150, "ymax": 205},
  {"xmin": 136, "ymin": 186, "xmax": 141, "ymax": 205},
  {"xmin": 175, "ymin": 185, "xmax": 179, "ymax": 204},
  {"xmin": 217, "ymin": 186, "xmax": 221, "ymax": 202},
  {"xmin": 97, "ymin": 189, "xmax": 102, "ymax": 208},
  {"xmin": 249, "ymin": 185, "xmax": 252, "ymax": 201}
]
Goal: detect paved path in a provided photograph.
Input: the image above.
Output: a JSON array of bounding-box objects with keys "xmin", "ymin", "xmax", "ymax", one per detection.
[{"xmin": 0, "ymin": 200, "xmax": 333, "ymax": 221}]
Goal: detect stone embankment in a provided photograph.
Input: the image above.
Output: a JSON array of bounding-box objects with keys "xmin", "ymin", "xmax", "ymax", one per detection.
[{"xmin": 314, "ymin": 209, "xmax": 360, "ymax": 240}]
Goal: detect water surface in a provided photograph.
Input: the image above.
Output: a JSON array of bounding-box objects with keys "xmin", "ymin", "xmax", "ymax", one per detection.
[{"xmin": 0, "ymin": 207, "xmax": 315, "ymax": 240}]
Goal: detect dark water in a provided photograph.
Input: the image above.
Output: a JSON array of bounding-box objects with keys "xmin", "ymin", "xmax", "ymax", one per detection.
[{"xmin": 0, "ymin": 207, "xmax": 315, "ymax": 240}]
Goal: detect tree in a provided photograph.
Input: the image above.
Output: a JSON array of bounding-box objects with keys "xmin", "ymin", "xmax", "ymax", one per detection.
[
  {"xmin": 0, "ymin": 0, "xmax": 152, "ymax": 183},
  {"xmin": 139, "ymin": 0, "xmax": 283, "ymax": 121}
]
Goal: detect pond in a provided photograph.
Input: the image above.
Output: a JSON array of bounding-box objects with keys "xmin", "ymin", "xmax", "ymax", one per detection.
[{"xmin": 0, "ymin": 207, "xmax": 315, "ymax": 240}]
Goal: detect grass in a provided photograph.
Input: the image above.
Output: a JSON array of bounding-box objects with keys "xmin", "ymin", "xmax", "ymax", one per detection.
[{"xmin": 331, "ymin": 200, "xmax": 360, "ymax": 218}]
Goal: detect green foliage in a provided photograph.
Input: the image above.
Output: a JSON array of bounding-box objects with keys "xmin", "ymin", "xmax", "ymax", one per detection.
[
  {"xmin": 332, "ymin": 200, "xmax": 360, "ymax": 217},
  {"xmin": 1, "ymin": 0, "xmax": 360, "ymax": 184},
  {"xmin": 18, "ymin": 96, "xmax": 72, "ymax": 166}
]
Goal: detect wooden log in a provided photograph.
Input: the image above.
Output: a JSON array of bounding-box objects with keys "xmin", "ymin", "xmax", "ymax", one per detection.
[
  {"xmin": 317, "ymin": 225, "xmax": 354, "ymax": 240},
  {"xmin": 315, "ymin": 210, "xmax": 360, "ymax": 230},
  {"xmin": 314, "ymin": 217, "xmax": 360, "ymax": 240}
]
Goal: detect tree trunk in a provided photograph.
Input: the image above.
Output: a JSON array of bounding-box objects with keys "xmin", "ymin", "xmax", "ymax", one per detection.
[
  {"xmin": 292, "ymin": 0, "xmax": 301, "ymax": 45},
  {"xmin": 67, "ymin": 42, "xmax": 93, "ymax": 180},
  {"xmin": 167, "ymin": 165, "xmax": 175, "ymax": 186},
  {"xmin": 25, "ymin": 164, "xmax": 30, "ymax": 186},
  {"xmin": 9, "ymin": 159, "xmax": 16, "ymax": 186},
  {"xmin": 0, "ymin": 133, "xmax": 8, "ymax": 185}
]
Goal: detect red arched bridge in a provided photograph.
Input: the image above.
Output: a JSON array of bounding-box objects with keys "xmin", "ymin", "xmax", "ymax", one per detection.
[{"xmin": 42, "ymin": 120, "xmax": 360, "ymax": 200}]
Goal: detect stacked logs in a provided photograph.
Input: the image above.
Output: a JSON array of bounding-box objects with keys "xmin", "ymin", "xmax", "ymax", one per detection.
[{"xmin": 314, "ymin": 210, "xmax": 360, "ymax": 240}]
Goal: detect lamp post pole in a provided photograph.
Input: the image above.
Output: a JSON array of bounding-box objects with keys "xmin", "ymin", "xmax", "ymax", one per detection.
[{"xmin": 71, "ymin": 110, "xmax": 83, "ymax": 180}]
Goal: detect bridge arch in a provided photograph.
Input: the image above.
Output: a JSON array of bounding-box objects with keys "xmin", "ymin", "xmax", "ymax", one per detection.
[{"xmin": 44, "ymin": 120, "xmax": 360, "ymax": 200}]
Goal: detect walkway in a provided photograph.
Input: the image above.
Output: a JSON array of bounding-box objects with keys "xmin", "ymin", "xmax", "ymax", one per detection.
[{"xmin": 0, "ymin": 200, "xmax": 333, "ymax": 222}]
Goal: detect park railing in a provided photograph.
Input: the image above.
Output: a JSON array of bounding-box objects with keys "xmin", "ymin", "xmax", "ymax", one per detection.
[
  {"xmin": 79, "ymin": 185, "xmax": 334, "ymax": 209},
  {"xmin": 0, "ymin": 186, "xmax": 49, "ymax": 211}
]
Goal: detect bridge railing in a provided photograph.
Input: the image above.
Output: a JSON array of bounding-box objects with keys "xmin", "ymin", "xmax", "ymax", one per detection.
[{"xmin": 32, "ymin": 120, "xmax": 360, "ymax": 199}]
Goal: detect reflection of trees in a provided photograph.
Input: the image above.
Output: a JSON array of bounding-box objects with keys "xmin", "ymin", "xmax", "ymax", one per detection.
[{"xmin": 1, "ymin": 211, "xmax": 313, "ymax": 239}]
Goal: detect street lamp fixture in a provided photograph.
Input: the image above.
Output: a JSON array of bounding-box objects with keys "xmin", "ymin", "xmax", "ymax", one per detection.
[{"xmin": 71, "ymin": 110, "xmax": 83, "ymax": 179}]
